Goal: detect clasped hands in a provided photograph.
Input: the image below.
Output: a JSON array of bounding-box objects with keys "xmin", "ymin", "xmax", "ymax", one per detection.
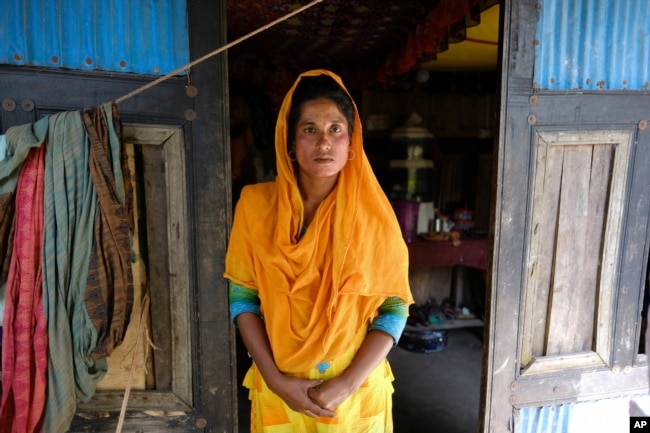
[{"xmin": 270, "ymin": 373, "xmax": 357, "ymax": 419}]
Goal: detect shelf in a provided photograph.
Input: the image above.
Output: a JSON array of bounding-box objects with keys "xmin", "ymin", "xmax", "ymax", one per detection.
[
  {"xmin": 434, "ymin": 129, "xmax": 493, "ymax": 139},
  {"xmin": 405, "ymin": 318, "xmax": 484, "ymax": 331},
  {"xmin": 389, "ymin": 159, "xmax": 434, "ymax": 169}
]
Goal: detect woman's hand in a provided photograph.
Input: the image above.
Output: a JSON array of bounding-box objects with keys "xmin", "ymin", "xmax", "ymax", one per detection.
[
  {"xmin": 235, "ymin": 313, "xmax": 338, "ymax": 418},
  {"xmin": 269, "ymin": 374, "xmax": 338, "ymax": 418},
  {"xmin": 307, "ymin": 375, "xmax": 355, "ymax": 412}
]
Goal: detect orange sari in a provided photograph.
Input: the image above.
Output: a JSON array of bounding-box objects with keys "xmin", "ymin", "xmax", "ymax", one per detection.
[{"xmin": 224, "ymin": 69, "xmax": 412, "ymax": 431}]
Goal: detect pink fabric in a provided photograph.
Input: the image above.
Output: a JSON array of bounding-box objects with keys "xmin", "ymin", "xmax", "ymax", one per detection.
[{"xmin": 0, "ymin": 145, "xmax": 48, "ymax": 433}]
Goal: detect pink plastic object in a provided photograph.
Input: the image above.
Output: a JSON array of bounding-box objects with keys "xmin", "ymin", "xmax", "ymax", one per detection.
[{"xmin": 391, "ymin": 200, "xmax": 420, "ymax": 242}]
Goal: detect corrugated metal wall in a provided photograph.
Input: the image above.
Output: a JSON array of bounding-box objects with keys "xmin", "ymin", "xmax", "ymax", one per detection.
[
  {"xmin": 524, "ymin": 0, "xmax": 650, "ymax": 430},
  {"xmin": 0, "ymin": 0, "xmax": 189, "ymax": 75},
  {"xmin": 534, "ymin": 0, "xmax": 650, "ymax": 90},
  {"xmin": 515, "ymin": 394, "xmax": 650, "ymax": 433}
]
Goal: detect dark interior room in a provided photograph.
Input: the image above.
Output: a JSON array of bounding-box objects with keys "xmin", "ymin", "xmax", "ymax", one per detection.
[{"xmin": 226, "ymin": 1, "xmax": 500, "ymax": 431}]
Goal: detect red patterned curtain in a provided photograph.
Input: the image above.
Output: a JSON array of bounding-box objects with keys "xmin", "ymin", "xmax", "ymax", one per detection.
[{"xmin": 227, "ymin": 0, "xmax": 498, "ymax": 105}]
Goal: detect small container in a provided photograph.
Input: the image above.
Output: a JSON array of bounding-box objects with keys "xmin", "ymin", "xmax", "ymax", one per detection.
[
  {"xmin": 398, "ymin": 328, "xmax": 448, "ymax": 353},
  {"xmin": 391, "ymin": 200, "xmax": 420, "ymax": 242},
  {"xmin": 417, "ymin": 201, "xmax": 434, "ymax": 234},
  {"xmin": 434, "ymin": 218, "xmax": 441, "ymax": 233},
  {"xmin": 454, "ymin": 208, "xmax": 474, "ymax": 221}
]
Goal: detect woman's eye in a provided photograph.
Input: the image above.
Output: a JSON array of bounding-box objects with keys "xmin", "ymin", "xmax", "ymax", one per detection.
[{"xmin": 331, "ymin": 125, "xmax": 342, "ymax": 133}]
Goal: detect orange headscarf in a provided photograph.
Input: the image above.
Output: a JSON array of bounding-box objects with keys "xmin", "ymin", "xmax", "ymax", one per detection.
[{"xmin": 224, "ymin": 69, "xmax": 413, "ymax": 373}]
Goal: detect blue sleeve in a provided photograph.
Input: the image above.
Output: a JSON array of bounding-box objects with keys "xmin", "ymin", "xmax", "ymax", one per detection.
[
  {"xmin": 228, "ymin": 280, "xmax": 262, "ymax": 323},
  {"xmin": 369, "ymin": 296, "xmax": 408, "ymax": 345}
]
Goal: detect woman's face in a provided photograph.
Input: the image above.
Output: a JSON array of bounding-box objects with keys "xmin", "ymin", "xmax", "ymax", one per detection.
[{"xmin": 293, "ymin": 97, "xmax": 351, "ymax": 181}]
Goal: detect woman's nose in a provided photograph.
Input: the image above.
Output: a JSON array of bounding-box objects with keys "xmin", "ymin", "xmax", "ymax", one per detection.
[{"xmin": 316, "ymin": 134, "xmax": 331, "ymax": 149}]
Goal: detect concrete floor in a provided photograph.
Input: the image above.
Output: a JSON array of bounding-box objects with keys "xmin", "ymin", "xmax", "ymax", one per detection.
[
  {"xmin": 389, "ymin": 327, "xmax": 484, "ymax": 433},
  {"xmin": 236, "ymin": 326, "xmax": 484, "ymax": 432}
]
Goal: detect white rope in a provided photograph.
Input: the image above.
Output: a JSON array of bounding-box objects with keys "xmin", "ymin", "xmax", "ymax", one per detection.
[
  {"xmin": 114, "ymin": 0, "xmax": 324, "ymax": 105},
  {"xmin": 113, "ymin": 2, "xmax": 324, "ymax": 424}
]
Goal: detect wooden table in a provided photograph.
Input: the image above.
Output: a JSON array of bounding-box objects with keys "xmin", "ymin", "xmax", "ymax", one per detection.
[
  {"xmin": 405, "ymin": 237, "xmax": 489, "ymax": 330},
  {"xmin": 407, "ymin": 237, "xmax": 489, "ymax": 270}
]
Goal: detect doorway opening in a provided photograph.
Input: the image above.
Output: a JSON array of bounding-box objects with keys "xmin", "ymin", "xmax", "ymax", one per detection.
[{"xmin": 226, "ymin": 2, "xmax": 501, "ymax": 431}]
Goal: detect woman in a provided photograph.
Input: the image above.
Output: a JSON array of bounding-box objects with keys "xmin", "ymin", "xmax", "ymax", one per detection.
[{"xmin": 224, "ymin": 69, "xmax": 413, "ymax": 432}]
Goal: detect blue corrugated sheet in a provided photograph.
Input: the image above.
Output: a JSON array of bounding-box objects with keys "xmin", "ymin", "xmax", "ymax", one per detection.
[
  {"xmin": 515, "ymin": 394, "xmax": 650, "ymax": 433},
  {"xmin": 0, "ymin": 0, "xmax": 189, "ymax": 75},
  {"xmin": 534, "ymin": 0, "xmax": 650, "ymax": 90}
]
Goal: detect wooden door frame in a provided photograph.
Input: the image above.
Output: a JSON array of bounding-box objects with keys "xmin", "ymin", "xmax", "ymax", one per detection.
[
  {"xmin": 185, "ymin": 0, "xmax": 236, "ymax": 430},
  {"xmin": 1, "ymin": 1, "xmax": 235, "ymax": 431},
  {"xmin": 482, "ymin": 1, "xmax": 650, "ymax": 431}
]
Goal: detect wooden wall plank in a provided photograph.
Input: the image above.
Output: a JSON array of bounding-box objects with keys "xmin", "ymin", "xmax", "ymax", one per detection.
[
  {"xmin": 522, "ymin": 137, "xmax": 562, "ymax": 366},
  {"xmin": 547, "ymin": 145, "xmax": 594, "ymax": 354},
  {"xmin": 581, "ymin": 143, "xmax": 613, "ymax": 341},
  {"xmin": 141, "ymin": 144, "xmax": 173, "ymax": 390},
  {"xmin": 543, "ymin": 142, "xmax": 612, "ymax": 356}
]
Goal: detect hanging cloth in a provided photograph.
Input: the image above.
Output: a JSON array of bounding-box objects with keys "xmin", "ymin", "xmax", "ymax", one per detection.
[
  {"xmin": 0, "ymin": 191, "xmax": 15, "ymax": 289},
  {"xmin": 36, "ymin": 102, "xmax": 131, "ymax": 433},
  {"xmin": 81, "ymin": 104, "xmax": 134, "ymax": 359},
  {"xmin": 0, "ymin": 145, "xmax": 48, "ymax": 433},
  {"xmin": 0, "ymin": 123, "xmax": 48, "ymax": 291},
  {"xmin": 0, "ymin": 110, "xmax": 104, "ymax": 433},
  {"xmin": 0, "ymin": 134, "xmax": 11, "ymax": 313},
  {"xmin": 0, "ymin": 103, "xmax": 133, "ymax": 433}
]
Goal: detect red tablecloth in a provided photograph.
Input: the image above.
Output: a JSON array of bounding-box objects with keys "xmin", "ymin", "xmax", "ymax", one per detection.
[{"xmin": 407, "ymin": 237, "xmax": 489, "ymax": 270}]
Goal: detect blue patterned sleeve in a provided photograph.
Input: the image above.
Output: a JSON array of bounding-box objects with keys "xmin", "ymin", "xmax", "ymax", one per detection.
[
  {"xmin": 228, "ymin": 280, "xmax": 262, "ymax": 323},
  {"xmin": 370, "ymin": 296, "xmax": 408, "ymax": 345}
]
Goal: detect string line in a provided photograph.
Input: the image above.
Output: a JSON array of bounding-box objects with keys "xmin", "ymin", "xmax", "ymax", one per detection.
[{"xmin": 114, "ymin": 0, "xmax": 324, "ymax": 105}]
